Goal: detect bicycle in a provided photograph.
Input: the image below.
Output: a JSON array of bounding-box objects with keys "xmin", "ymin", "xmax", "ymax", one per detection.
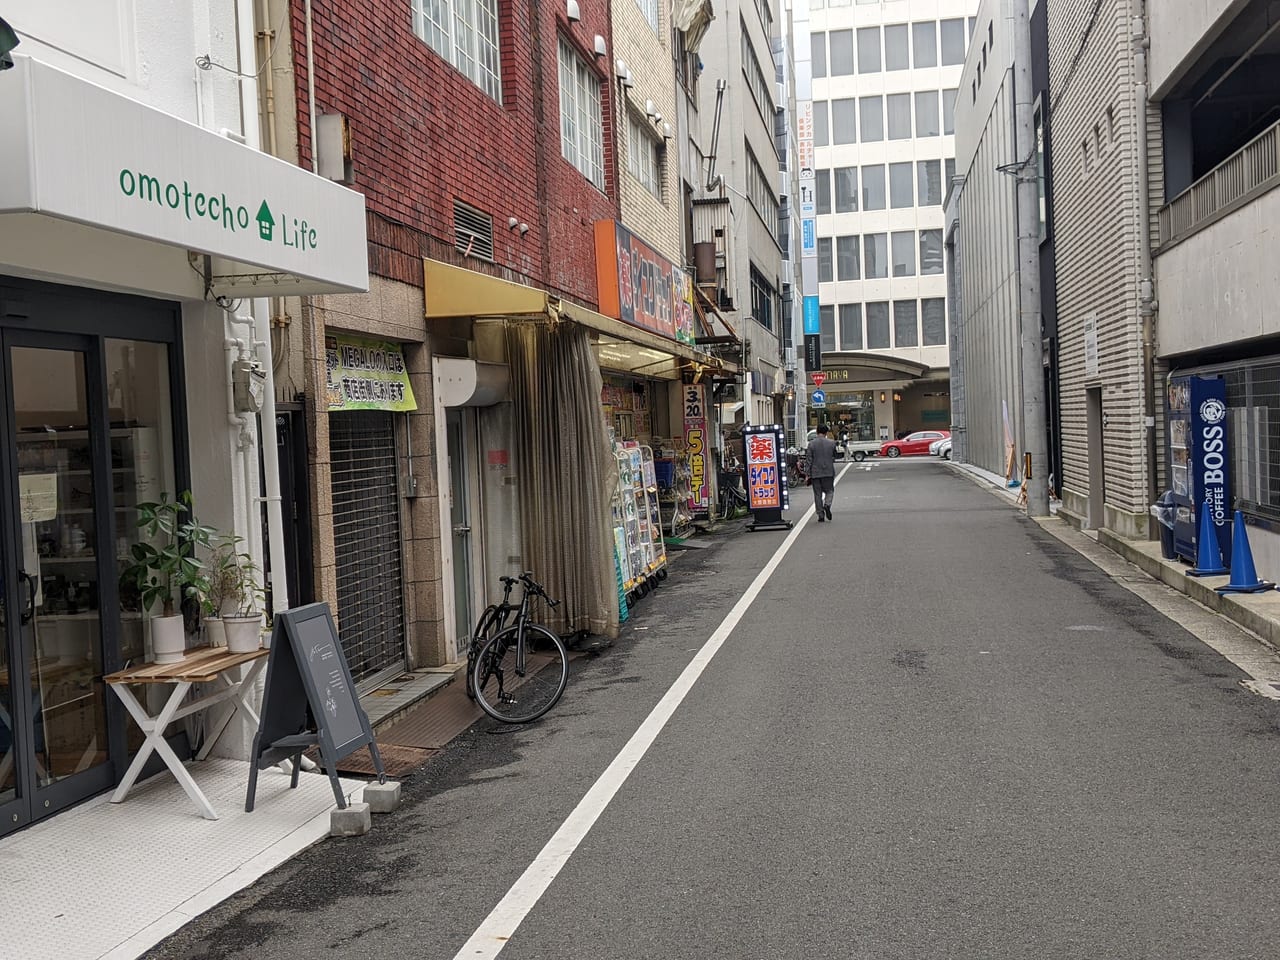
[
  {"xmin": 713, "ymin": 469, "xmax": 749, "ymax": 521},
  {"xmin": 467, "ymin": 572, "xmax": 569, "ymax": 724}
]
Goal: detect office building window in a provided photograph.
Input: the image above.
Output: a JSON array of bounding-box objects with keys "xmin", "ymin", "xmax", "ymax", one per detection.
[
  {"xmin": 891, "ymin": 231, "xmax": 915, "ymax": 276},
  {"xmin": 558, "ymin": 39, "xmax": 604, "ymax": 187},
  {"xmin": 942, "ymin": 89, "xmax": 957, "ymax": 135},
  {"xmin": 915, "ymin": 91, "xmax": 939, "ymax": 137},
  {"xmin": 832, "ymin": 98, "xmax": 857, "ymax": 144},
  {"xmin": 889, "ymin": 162, "xmax": 914, "ymax": 208},
  {"xmin": 840, "ymin": 304, "xmax": 863, "ymax": 350},
  {"xmin": 866, "ymin": 302, "xmax": 890, "ymax": 348},
  {"xmin": 894, "ymin": 300, "xmax": 918, "ymax": 346},
  {"xmin": 857, "ymin": 27, "xmax": 881, "ymax": 73},
  {"xmin": 864, "ymin": 233, "xmax": 888, "ymax": 278},
  {"xmin": 811, "ymin": 32, "xmax": 827, "ymax": 78},
  {"xmin": 816, "ymin": 168, "xmax": 832, "ymax": 215},
  {"xmin": 887, "ymin": 94, "xmax": 912, "ymax": 140},
  {"xmin": 920, "ymin": 229, "xmax": 944, "ymax": 275},
  {"xmin": 859, "ymin": 96, "xmax": 883, "ymax": 142},
  {"xmin": 922, "ymin": 298, "xmax": 947, "ymax": 345},
  {"xmin": 627, "ymin": 116, "xmax": 663, "ymax": 197},
  {"xmin": 742, "ymin": 25, "xmax": 776, "ymax": 121},
  {"xmin": 836, "ymin": 235, "xmax": 860, "ymax": 280},
  {"xmin": 830, "ymin": 29, "xmax": 854, "ymax": 75},
  {"xmin": 917, "ymin": 159, "xmax": 942, "ymax": 205},
  {"xmin": 885, "ymin": 24, "xmax": 909, "ymax": 70},
  {"xmin": 412, "ymin": 0, "xmax": 502, "ymax": 101},
  {"xmin": 820, "ymin": 304, "xmax": 837, "ymax": 352},
  {"xmin": 834, "ymin": 167, "xmax": 858, "ymax": 212},
  {"xmin": 814, "ymin": 101, "xmax": 829, "ymax": 146},
  {"xmin": 912, "ymin": 21, "xmax": 937, "ymax": 68},
  {"xmin": 861, "ymin": 164, "xmax": 886, "ymax": 210},
  {"xmin": 818, "ymin": 237, "xmax": 834, "ymax": 283},
  {"xmin": 751, "ymin": 265, "xmax": 775, "ymax": 331},
  {"xmin": 940, "ymin": 19, "xmax": 966, "ymax": 65},
  {"xmin": 746, "ymin": 147, "xmax": 779, "ymax": 231},
  {"xmin": 946, "ymin": 157, "xmax": 956, "ymax": 183}
]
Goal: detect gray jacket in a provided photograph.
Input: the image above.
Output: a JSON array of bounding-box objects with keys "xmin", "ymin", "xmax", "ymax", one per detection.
[{"xmin": 806, "ymin": 436, "xmax": 837, "ymax": 478}]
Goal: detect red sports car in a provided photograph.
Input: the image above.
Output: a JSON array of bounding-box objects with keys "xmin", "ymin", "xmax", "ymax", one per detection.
[{"xmin": 879, "ymin": 430, "xmax": 951, "ymax": 458}]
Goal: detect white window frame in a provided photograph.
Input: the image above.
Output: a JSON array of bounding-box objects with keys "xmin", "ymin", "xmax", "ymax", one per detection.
[
  {"xmin": 627, "ymin": 114, "xmax": 663, "ymax": 198},
  {"xmin": 411, "ymin": 0, "xmax": 502, "ymax": 102},
  {"xmin": 636, "ymin": 0, "xmax": 660, "ymax": 31},
  {"xmin": 559, "ymin": 39, "xmax": 605, "ymax": 189}
]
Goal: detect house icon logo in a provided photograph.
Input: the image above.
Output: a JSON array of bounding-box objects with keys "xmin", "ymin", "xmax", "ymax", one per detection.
[{"xmin": 256, "ymin": 201, "xmax": 275, "ymax": 241}]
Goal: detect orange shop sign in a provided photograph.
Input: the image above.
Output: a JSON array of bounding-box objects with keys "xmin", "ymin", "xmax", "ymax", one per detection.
[{"xmin": 594, "ymin": 220, "xmax": 696, "ymax": 345}]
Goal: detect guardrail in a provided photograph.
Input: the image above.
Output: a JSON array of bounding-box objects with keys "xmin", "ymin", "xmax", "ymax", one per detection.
[{"xmin": 1158, "ymin": 120, "xmax": 1280, "ymax": 248}]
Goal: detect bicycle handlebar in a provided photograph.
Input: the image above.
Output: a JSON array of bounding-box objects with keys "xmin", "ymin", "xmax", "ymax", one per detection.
[{"xmin": 518, "ymin": 571, "xmax": 560, "ymax": 608}]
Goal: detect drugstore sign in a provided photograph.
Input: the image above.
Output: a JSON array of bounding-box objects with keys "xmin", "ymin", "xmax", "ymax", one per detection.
[
  {"xmin": 744, "ymin": 430, "xmax": 782, "ymax": 510},
  {"xmin": 0, "ymin": 56, "xmax": 367, "ymax": 293},
  {"xmin": 594, "ymin": 220, "xmax": 696, "ymax": 345}
]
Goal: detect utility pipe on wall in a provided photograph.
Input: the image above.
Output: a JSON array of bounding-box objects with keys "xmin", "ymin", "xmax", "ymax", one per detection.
[{"xmin": 1133, "ymin": 6, "xmax": 1160, "ymax": 514}]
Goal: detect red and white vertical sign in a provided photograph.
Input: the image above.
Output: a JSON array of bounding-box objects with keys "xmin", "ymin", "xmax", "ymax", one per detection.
[{"xmin": 683, "ymin": 383, "xmax": 709, "ymax": 509}]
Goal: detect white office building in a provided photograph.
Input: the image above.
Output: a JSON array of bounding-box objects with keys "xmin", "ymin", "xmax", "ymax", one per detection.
[{"xmin": 807, "ymin": 0, "xmax": 976, "ymax": 440}]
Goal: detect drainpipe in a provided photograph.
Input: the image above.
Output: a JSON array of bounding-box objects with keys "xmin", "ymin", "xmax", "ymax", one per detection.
[
  {"xmin": 1133, "ymin": 5, "xmax": 1160, "ymax": 513},
  {"xmin": 304, "ymin": 0, "xmax": 318, "ymax": 172}
]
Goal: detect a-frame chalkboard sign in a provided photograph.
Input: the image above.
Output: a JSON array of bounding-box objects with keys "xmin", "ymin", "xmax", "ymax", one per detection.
[{"xmin": 245, "ymin": 603, "xmax": 385, "ymax": 812}]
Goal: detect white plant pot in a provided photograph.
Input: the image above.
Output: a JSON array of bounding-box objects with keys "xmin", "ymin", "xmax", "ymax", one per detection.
[
  {"xmin": 151, "ymin": 614, "xmax": 187, "ymax": 664},
  {"xmin": 224, "ymin": 615, "xmax": 263, "ymax": 653},
  {"xmin": 205, "ymin": 617, "xmax": 226, "ymax": 648}
]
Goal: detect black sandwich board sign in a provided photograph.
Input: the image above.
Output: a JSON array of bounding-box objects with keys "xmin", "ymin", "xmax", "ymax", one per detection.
[
  {"xmin": 742, "ymin": 423, "xmax": 793, "ymax": 532},
  {"xmin": 245, "ymin": 603, "xmax": 385, "ymax": 812}
]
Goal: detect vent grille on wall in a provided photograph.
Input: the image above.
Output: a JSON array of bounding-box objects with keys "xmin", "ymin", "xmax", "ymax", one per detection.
[{"xmin": 454, "ymin": 201, "xmax": 494, "ymax": 261}]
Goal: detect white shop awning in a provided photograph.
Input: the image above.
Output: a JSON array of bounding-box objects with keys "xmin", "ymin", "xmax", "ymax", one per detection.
[{"xmin": 0, "ymin": 55, "xmax": 368, "ymax": 297}]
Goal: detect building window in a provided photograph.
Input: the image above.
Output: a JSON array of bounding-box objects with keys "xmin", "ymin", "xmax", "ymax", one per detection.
[
  {"xmin": 922, "ymin": 298, "xmax": 946, "ymax": 345},
  {"xmin": 816, "ymin": 168, "xmax": 832, "ymax": 215},
  {"xmin": 913, "ymin": 21, "xmax": 937, "ymax": 68},
  {"xmin": 840, "ymin": 303, "xmax": 863, "ymax": 350},
  {"xmin": 864, "ymin": 233, "xmax": 888, "ymax": 278},
  {"xmin": 814, "ymin": 101, "xmax": 830, "ymax": 146},
  {"xmin": 946, "ymin": 157, "xmax": 955, "ymax": 183},
  {"xmin": 636, "ymin": 0, "xmax": 660, "ymax": 30},
  {"xmin": 857, "ymin": 27, "xmax": 881, "ymax": 73},
  {"xmin": 887, "ymin": 94, "xmax": 912, "ymax": 140},
  {"xmin": 889, "ymin": 162, "xmax": 914, "ymax": 208},
  {"xmin": 940, "ymin": 18, "xmax": 966, "ymax": 65},
  {"xmin": 818, "ymin": 237, "xmax": 834, "ymax": 283},
  {"xmin": 754, "ymin": 0, "xmax": 773, "ymax": 34},
  {"xmin": 558, "ymin": 39, "xmax": 604, "ymax": 188},
  {"xmin": 830, "ymin": 29, "xmax": 854, "ymax": 75},
  {"xmin": 915, "ymin": 90, "xmax": 939, "ymax": 137},
  {"xmin": 832, "ymin": 99, "xmax": 857, "ymax": 144},
  {"xmin": 919, "ymin": 229, "xmax": 944, "ymax": 275},
  {"xmin": 866, "ymin": 301, "xmax": 890, "ymax": 348},
  {"xmin": 861, "ymin": 164, "xmax": 886, "ymax": 210},
  {"xmin": 746, "ymin": 146, "xmax": 780, "ymax": 233},
  {"xmin": 820, "ymin": 304, "xmax": 837, "ymax": 352},
  {"xmin": 751, "ymin": 265, "xmax": 776, "ymax": 331},
  {"xmin": 742, "ymin": 23, "xmax": 776, "ymax": 122},
  {"xmin": 834, "ymin": 166, "xmax": 858, "ymax": 212},
  {"xmin": 894, "ymin": 301, "xmax": 919, "ymax": 347},
  {"xmin": 627, "ymin": 115, "xmax": 662, "ymax": 198},
  {"xmin": 943, "ymin": 89, "xmax": 957, "ymax": 135},
  {"xmin": 412, "ymin": 0, "xmax": 502, "ymax": 101},
  {"xmin": 918, "ymin": 159, "xmax": 942, "ymax": 205},
  {"xmin": 859, "ymin": 95, "xmax": 884, "ymax": 142},
  {"xmin": 836, "ymin": 235, "xmax": 860, "ymax": 280},
  {"xmin": 891, "ymin": 231, "xmax": 916, "ymax": 277},
  {"xmin": 885, "ymin": 24, "xmax": 909, "ymax": 70},
  {"xmin": 812, "ymin": 32, "xmax": 827, "ymax": 78}
]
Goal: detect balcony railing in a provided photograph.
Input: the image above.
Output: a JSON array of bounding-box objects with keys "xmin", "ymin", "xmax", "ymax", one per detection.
[{"xmin": 1159, "ymin": 119, "xmax": 1280, "ymax": 249}]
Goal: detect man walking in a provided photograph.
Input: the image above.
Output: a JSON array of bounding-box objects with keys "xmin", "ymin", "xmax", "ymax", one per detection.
[{"xmin": 807, "ymin": 424, "xmax": 837, "ymax": 522}]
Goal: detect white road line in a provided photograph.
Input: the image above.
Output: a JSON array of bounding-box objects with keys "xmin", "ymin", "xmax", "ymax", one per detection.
[{"xmin": 452, "ymin": 466, "xmax": 850, "ymax": 959}]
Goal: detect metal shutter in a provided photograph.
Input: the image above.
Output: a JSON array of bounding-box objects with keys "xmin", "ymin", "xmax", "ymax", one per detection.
[{"xmin": 329, "ymin": 411, "xmax": 406, "ymax": 685}]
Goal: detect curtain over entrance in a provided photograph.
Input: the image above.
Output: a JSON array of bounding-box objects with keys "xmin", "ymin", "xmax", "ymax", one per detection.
[{"xmin": 506, "ymin": 321, "xmax": 618, "ymax": 638}]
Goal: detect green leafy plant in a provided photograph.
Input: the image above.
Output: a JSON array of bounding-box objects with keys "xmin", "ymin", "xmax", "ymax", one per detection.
[
  {"xmin": 226, "ymin": 551, "xmax": 267, "ymax": 618},
  {"xmin": 119, "ymin": 492, "xmax": 216, "ymax": 618},
  {"xmin": 200, "ymin": 535, "xmax": 243, "ymax": 618}
]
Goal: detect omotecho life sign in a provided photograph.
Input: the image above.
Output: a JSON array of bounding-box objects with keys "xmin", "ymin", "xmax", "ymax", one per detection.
[{"xmin": 0, "ymin": 56, "xmax": 367, "ymax": 293}]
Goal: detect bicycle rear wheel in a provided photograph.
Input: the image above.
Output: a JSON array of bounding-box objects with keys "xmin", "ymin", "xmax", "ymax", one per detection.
[{"xmin": 471, "ymin": 623, "xmax": 569, "ymax": 723}]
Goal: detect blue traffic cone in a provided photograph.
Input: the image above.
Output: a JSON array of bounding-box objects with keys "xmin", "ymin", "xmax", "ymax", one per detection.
[
  {"xmin": 1188, "ymin": 499, "xmax": 1228, "ymax": 577},
  {"xmin": 1217, "ymin": 510, "xmax": 1274, "ymax": 593}
]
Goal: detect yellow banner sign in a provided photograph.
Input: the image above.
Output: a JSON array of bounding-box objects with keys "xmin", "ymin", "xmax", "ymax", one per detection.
[{"xmin": 325, "ymin": 335, "xmax": 417, "ymax": 412}]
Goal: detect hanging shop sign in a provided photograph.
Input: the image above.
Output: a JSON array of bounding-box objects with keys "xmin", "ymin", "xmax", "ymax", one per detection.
[
  {"xmin": 594, "ymin": 220, "xmax": 696, "ymax": 346},
  {"xmin": 0, "ymin": 56, "xmax": 368, "ymax": 294},
  {"xmin": 682, "ymin": 383, "xmax": 709, "ymax": 510},
  {"xmin": 325, "ymin": 335, "xmax": 418, "ymax": 412}
]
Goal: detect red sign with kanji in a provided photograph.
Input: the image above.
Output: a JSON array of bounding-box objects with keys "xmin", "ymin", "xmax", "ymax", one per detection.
[
  {"xmin": 811, "ymin": 372, "xmax": 826, "ymax": 387},
  {"xmin": 745, "ymin": 432, "xmax": 781, "ymax": 509}
]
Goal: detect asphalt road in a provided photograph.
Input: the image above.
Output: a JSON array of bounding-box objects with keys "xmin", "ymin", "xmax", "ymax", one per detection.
[{"xmin": 150, "ymin": 459, "xmax": 1280, "ymax": 960}]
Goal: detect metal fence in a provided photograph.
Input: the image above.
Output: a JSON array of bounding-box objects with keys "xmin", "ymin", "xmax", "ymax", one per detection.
[{"xmin": 1218, "ymin": 362, "xmax": 1280, "ymax": 520}]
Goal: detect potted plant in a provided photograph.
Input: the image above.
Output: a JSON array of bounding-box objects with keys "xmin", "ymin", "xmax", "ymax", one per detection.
[
  {"xmin": 119, "ymin": 492, "xmax": 215, "ymax": 664},
  {"xmin": 222, "ymin": 551, "xmax": 267, "ymax": 654},
  {"xmin": 199, "ymin": 536, "xmax": 243, "ymax": 647}
]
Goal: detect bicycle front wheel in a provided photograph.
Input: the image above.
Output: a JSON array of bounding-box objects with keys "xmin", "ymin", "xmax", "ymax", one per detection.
[{"xmin": 471, "ymin": 623, "xmax": 569, "ymax": 724}]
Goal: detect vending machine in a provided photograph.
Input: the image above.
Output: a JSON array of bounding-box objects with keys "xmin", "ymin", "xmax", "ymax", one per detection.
[{"xmin": 1167, "ymin": 373, "xmax": 1230, "ymax": 566}]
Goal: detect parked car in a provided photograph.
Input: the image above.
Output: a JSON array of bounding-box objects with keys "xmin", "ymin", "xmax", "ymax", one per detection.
[
  {"xmin": 931, "ymin": 437, "xmax": 953, "ymax": 460},
  {"xmin": 880, "ymin": 430, "xmax": 950, "ymax": 458}
]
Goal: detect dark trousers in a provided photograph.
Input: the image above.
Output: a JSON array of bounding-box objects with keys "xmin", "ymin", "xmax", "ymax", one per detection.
[{"xmin": 812, "ymin": 475, "xmax": 834, "ymax": 513}]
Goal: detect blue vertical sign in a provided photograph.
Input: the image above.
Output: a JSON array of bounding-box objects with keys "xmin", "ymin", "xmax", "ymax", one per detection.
[
  {"xmin": 803, "ymin": 296, "xmax": 820, "ymax": 335},
  {"xmin": 1169, "ymin": 374, "xmax": 1230, "ymax": 564}
]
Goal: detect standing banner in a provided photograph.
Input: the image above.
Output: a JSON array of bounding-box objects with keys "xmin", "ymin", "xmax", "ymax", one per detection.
[
  {"xmin": 742, "ymin": 423, "xmax": 792, "ymax": 532},
  {"xmin": 682, "ymin": 383, "xmax": 709, "ymax": 511}
]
